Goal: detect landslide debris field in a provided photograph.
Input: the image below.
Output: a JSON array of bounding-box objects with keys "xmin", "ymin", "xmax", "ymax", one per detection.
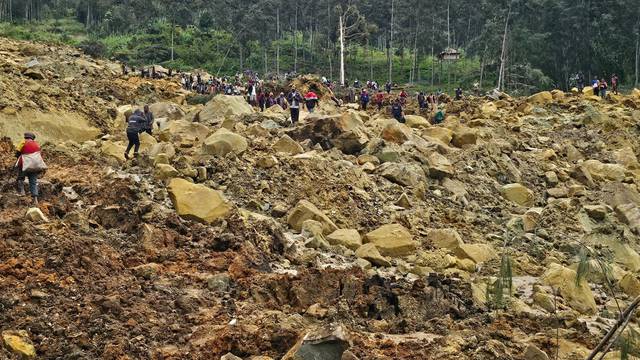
[{"xmin": 4, "ymin": 38, "xmax": 640, "ymax": 360}]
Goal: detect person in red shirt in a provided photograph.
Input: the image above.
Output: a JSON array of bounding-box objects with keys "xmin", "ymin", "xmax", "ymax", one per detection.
[
  {"xmin": 15, "ymin": 132, "xmax": 43, "ymax": 204},
  {"xmin": 375, "ymin": 90, "xmax": 385, "ymax": 111}
]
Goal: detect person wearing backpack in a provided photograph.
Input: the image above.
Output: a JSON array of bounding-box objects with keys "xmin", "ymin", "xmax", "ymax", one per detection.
[
  {"xmin": 15, "ymin": 132, "xmax": 46, "ymax": 205},
  {"xmin": 124, "ymin": 109, "xmax": 146, "ymax": 159}
]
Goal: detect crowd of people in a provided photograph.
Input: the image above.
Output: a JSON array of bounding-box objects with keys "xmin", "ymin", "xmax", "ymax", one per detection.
[{"xmin": 574, "ymin": 72, "xmax": 620, "ymax": 98}]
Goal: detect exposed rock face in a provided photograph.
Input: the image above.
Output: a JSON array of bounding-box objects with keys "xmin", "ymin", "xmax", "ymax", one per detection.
[{"xmin": 167, "ymin": 178, "xmax": 232, "ymax": 223}]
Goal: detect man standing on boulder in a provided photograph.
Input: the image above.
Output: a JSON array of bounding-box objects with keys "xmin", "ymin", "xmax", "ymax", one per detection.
[
  {"xmin": 15, "ymin": 132, "xmax": 45, "ymax": 205},
  {"xmin": 391, "ymin": 99, "xmax": 405, "ymax": 123},
  {"xmin": 143, "ymin": 105, "xmax": 154, "ymax": 135},
  {"xmin": 124, "ymin": 110, "xmax": 146, "ymax": 160}
]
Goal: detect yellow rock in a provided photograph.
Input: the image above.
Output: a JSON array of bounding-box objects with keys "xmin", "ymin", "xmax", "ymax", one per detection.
[
  {"xmin": 581, "ymin": 159, "xmax": 626, "ymax": 182},
  {"xmin": 167, "ymin": 178, "xmax": 232, "ymax": 223},
  {"xmin": 451, "ymin": 126, "xmax": 477, "ymax": 147},
  {"xmin": 422, "ymin": 127, "xmax": 453, "ymax": 144},
  {"xmin": 155, "ymin": 164, "xmax": 179, "ymax": 180},
  {"xmin": 541, "ymin": 263, "xmax": 596, "ymax": 314},
  {"xmin": 0, "ymin": 110, "xmax": 101, "ymax": 146},
  {"xmin": 480, "ymin": 102, "xmax": 498, "ymax": 116},
  {"xmin": 100, "ymin": 140, "xmax": 126, "ymax": 162},
  {"xmin": 326, "ymin": 229, "xmax": 362, "ymax": 250},
  {"xmin": 527, "ymin": 91, "xmax": 553, "ymax": 105},
  {"xmin": 355, "ymin": 243, "xmax": 391, "ymax": 267},
  {"xmin": 202, "ymin": 128, "xmax": 248, "ymax": 156},
  {"xmin": 502, "ymin": 183, "xmax": 535, "ymax": 207},
  {"xmin": 619, "ymin": 273, "xmax": 640, "ymax": 298},
  {"xmin": 198, "ymin": 95, "xmax": 254, "ymax": 125},
  {"xmin": 427, "ymin": 228, "xmax": 463, "ymax": 251},
  {"xmin": 364, "ymin": 224, "xmax": 417, "ymax": 257},
  {"xmin": 286, "ymin": 200, "xmax": 337, "ymax": 235},
  {"xmin": 2, "ymin": 330, "xmax": 36, "ymax": 358},
  {"xmin": 273, "ymin": 135, "xmax": 304, "ymax": 155},
  {"xmin": 404, "ymin": 115, "xmax": 431, "ymax": 128},
  {"xmin": 454, "ymin": 243, "xmax": 497, "ymax": 264}
]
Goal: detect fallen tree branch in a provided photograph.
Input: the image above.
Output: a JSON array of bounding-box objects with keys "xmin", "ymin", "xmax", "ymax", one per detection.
[{"xmin": 586, "ymin": 295, "xmax": 640, "ymax": 360}]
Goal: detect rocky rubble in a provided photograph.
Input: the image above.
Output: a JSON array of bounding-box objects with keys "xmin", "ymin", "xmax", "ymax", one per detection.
[{"xmin": 4, "ymin": 37, "xmax": 640, "ymax": 359}]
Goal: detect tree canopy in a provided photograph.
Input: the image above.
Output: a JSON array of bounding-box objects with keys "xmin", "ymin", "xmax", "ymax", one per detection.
[{"xmin": 1, "ymin": 0, "xmax": 639, "ymax": 93}]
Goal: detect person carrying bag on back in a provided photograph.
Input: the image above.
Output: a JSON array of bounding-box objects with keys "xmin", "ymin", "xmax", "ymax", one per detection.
[{"xmin": 15, "ymin": 132, "xmax": 47, "ymax": 206}]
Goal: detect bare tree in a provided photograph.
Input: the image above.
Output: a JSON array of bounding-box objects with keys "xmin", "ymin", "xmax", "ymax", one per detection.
[
  {"xmin": 497, "ymin": 1, "xmax": 513, "ymax": 91},
  {"xmin": 388, "ymin": 0, "xmax": 395, "ymax": 83},
  {"xmin": 336, "ymin": 4, "xmax": 367, "ymax": 86}
]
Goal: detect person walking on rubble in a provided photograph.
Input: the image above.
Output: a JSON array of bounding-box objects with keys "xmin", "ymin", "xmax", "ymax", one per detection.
[
  {"xmin": 124, "ymin": 109, "xmax": 146, "ymax": 160},
  {"xmin": 391, "ymin": 99, "xmax": 405, "ymax": 123},
  {"xmin": 143, "ymin": 105, "xmax": 154, "ymax": 135},
  {"xmin": 15, "ymin": 132, "xmax": 46, "ymax": 206},
  {"xmin": 288, "ymin": 88, "xmax": 303, "ymax": 125},
  {"xmin": 360, "ymin": 89, "xmax": 370, "ymax": 110}
]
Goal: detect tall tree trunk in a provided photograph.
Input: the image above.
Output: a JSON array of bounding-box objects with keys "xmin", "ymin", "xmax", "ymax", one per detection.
[
  {"xmin": 480, "ymin": 43, "xmax": 487, "ymax": 89},
  {"xmin": 369, "ymin": 41, "xmax": 373, "ymax": 80},
  {"xmin": 293, "ymin": 5, "xmax": 298, "ymax": 73},
  {"xmin": 388, "ymin": 0, "xmax": 394, "ymax": 83},
  {"xmin": 497, "ymin": 2, "xmax": 512, "ymax": 91},
  {"xmin": 411, "ymin": 17, "xmax": 419, "ymax": 84},
  {"xmin": 339, "ymin": 15, "xmax": 345, "ymax": 86},
  {"xmin": 636, "ymin": 21, "xmax": 639, "ymax": 87},
  {"xmin": 170, "ymin": 21, "xmax": 174, "ymax": 62},
  {"xmin": 446, "ymin": 0, "xmax": 450, "ymax": 48},
  {"xmin": 431, "ymin": 13, "xmax": 435, "ymax": 88},
  {"xmin": 276, "ymin": 8, "xmax": 280, "ymax": 77}
]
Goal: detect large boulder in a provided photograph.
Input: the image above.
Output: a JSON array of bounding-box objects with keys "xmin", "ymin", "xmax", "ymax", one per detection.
[
  {"xmin": 289, "ymin": 113, "xmax": 369, "ymax": 154},
  {"xmin": 422, "ymin": 127, "xmax": 453, "ymax": 144},
  {"xmin": 273, "ymin": 135, "xmax": 304, "ymax": 155},
  {"xmin": 287, "ymin": 200, "xmax": 338, "ymax": 235},
  {"xmin": 149, "ymin": 102, "xmax": 185, "ymax": 120},
  {"xmin": 527, "ymin": 91, "xmax": 553, "ymax": 105},
  {"xmin": 364, "ymin": 224, "xmax": 418, "ymax": 257},
  {"xmin": 167, "ymin": 178, "xmax": 232, "ymax": 223},
  {"xmin": 581, "ymin": 159, "xmax": 626, "ymax": 182},
  {"xmin": 381, "ymin": 122, "xmax": 412, "ymax": 144},
  {"xmin": 198, "ymin": 95, "xmax": 254, "ymax": 125},
  {"xmin": 326, "ymin": 229, "xmax": 362, "ymax": 250},
  {"xmin": 100, "ymin": 141, "xmax": 126, "ymax": 162},
  {"xmin": 502, "ymin": 183, "xmax": 535, "ymax": 207},
  {"xmin": 454, "ymin": 244, "xmax": 497, "ymax": 264},
  {"xmin": 426, "ymin": 152, "xmax": 454, "ymax": 179},
  {"xmin": 615, "ymin": 147, "xmax": 640, "ymax": 170},
  {"xmin": 405, "ymin": 115, "xmax": 431, "ymax": 128},
  {"xmin": 427, "ymin": 228, "xmax": 464, "ymax": 251},
  {"xmin": 378, "ymin": 162, "xmax": 426, "ymax": 187},
  {"xmin": 480, "ymin": 102, "xmax": 498, "ymax": 116},
  {"xmin": 202, "ymin": 128, "xmax": 248, "ymax": 156},
  {"xmin": 0, "ymin": 110, "xmax": 101, "ymax": 146},
  {"xmin": 355, "ymin": 243, "xmax": 391, "ymax": 267},
  {"xmin": 451, "ymin": 126, "xmax": 477, "ymax": 147},
  {"xmin": 541, "ymin": 263, "xmax": 597, "ymax": 314},
  {"xmin": 159, "ymin": 119, "xmax": 210, "ymax": 144}
]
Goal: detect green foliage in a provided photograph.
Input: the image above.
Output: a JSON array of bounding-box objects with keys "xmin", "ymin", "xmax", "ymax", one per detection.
[
  {"xmin": 618, "ymin": 327, "xmax": 640, "ymax": 359},
  {"xmin": 487, "ymin": 254, "xmax": 513, "ymax": 310},
  {"xmin": 186, "ymin": 94, "xmax": 213, "ymax": 105},
  {"xmin": 576, "ymin": 247, "xmax": 591, "ymax": 286}
]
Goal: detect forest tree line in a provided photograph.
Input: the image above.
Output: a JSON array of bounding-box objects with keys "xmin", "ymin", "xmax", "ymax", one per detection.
[{"xmin": 0, "ymin": 0, "xmax": 639, "ymax": 93}]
